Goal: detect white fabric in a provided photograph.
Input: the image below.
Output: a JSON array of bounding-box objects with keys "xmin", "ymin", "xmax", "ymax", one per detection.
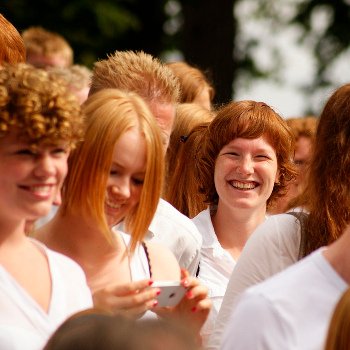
[
  {"xmin": 192, "ymin": 208, "xmax": 236, "ymax": 347},
  {"xmin": 43, "ymin": 200, "xmax": 202, "ymax": 276},
  {"xmin": 118, "ymin": 229, "xmax": 151, "ymax": 280},
  {"xmin": 147, "ymin": 199, "xmax": 202, "ymax": 276},
  {"xmin": 117, "ymin": 230, "xmax": 157, "ymax": 320},
  {"xmin": 209, "ymin": 213, "xmax": 301, "ymax": 350},
  {"xmin": 34, "ymin": 205, "xmax": 58, "ymax": 230},
  {"xmin": 0, "ymin": 239, "xmax": 93, "ymax": 350},
  {"xmin": 221, "ymin": 249, "xmax": 348, "ymax": 350}
]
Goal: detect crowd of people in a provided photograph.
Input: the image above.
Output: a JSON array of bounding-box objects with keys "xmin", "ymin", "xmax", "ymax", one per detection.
[{"xmin": 0, "ymin": 13, "xmax": 350, "ymax": 350}]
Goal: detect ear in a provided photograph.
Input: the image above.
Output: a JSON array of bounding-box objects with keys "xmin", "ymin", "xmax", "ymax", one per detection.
[{"xmin": 274, "ymin": 168, "xmax": 281, "ymax": 185}]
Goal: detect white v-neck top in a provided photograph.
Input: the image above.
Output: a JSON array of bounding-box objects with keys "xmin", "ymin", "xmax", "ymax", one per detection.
[{"xmin": 0, "ymin": 239, "xmax": 93, "ymax": 350}]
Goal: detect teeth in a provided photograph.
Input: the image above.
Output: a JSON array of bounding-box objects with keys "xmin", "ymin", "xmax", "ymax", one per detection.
[
  {"xmin": 29, "ymin": 185, "xmax": 52, "ymax": 194},
  {"xmin": 106, "ymin": 200, "xmax": 122, "ymax": 209},
  {"xmin": 231, "ymin": 181, "xmax": 257, "ymax": 190}
]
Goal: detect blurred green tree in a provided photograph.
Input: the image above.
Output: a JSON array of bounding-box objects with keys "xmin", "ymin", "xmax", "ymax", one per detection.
[{"xmin": 2, "ymin": 0, "xmax": 350, "ymax": 107}]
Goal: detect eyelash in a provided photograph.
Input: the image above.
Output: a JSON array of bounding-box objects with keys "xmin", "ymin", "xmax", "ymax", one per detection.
[
  {"xmin": 16, "ymin": 148, "xmax": 67, "ymax": 157},
  {"xmin": 109, "ymin": 171, "xmax": 144, "ymax": 186},
  {"xmin": 224, "ymin": 153, "xmax": 271, "ymax": 160},
  {"xmin": 132, "ymin": 178, "xmax": 144, "ymax": 186},
  {"xmin": 16, "ymin": 149, "xmax": 35, "ymax": 156}
]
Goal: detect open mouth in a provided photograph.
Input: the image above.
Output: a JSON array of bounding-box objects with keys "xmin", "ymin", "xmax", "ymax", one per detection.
[
  {"xmin": 105, "ymin": 199, "xmax": 123, "ymax": 209},
  {"xmin": 19, "ymin": 184, "xmax": 54, "ymax": 196},
  {"xmin": 229, "ymin": 181, "xmax": 258, "ymax": 191}
]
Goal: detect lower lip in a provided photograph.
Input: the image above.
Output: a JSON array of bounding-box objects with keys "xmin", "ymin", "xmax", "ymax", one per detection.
[
  {"xmin": 20, "ymin": 187, "xmax": 54, "ymax": 200},
  {"xmin": 105, "ymin": 202, "xmax": 123, "ymax": 211},
  {"xmin": 230, "ymin": 183, "xmax": 257, "ymax": 192}
]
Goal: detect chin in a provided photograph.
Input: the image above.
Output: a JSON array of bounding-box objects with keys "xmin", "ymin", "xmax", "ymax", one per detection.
[
  {"xmin": 26, "ymin": 206, "xmax": 53, "ymax": 221},
  {"xmin": 106, "ymin": 215, "xmax": 122, "ymax": 228},
  {"xmin": 231, "ymin": 199, "xmax": 260, "ymax": 209}
]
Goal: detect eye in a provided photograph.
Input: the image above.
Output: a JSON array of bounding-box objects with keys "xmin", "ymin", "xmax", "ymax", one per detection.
[
  {"xmin": 53, "ymin": 147, "xmax": 68, "ymax": 154},
  {"xmin": 223, "ymin": 151, "xmax": 239, "ymax": 157},
  {"xmin": 132, "ymin": 177, "xmax": 144, "ymax": 186},
  {"xmin": 15, "ymin": 149, "xmax": 37, "ymax": 157},
  {"xmin": 51, "ymin": 148, "xmax": 69, "ymax": 157},
  {"xmin": 294, "ymin": 159, "xmax": 307, "ymax": 166},
  {"xmin": 256, "ymin": 154, "xmax": 271, "ymax": 160},
  {"xmin": 110, "ymin": 169, "xmax": 118, "ymax": 176}
]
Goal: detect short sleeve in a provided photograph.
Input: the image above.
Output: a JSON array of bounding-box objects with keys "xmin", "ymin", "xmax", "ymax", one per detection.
[{"xmin": 221, "ymin": 292, "xmax": 289, "ymax": 350}]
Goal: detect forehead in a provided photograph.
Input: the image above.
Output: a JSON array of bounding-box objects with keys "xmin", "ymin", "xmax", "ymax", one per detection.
[
  {"xmin": 0, "ymin": 130, "xmax": 67, "ymax": 149},
  {"xmin": 222, "ymin": 136, "xmax": 276, "ymax": 151},
  {"xmin": 27, "ymin": 53, "xmax": 68, "ymax": 69},
  {"xmin": 111, "ymin": 128, "xmax": 146, "ymax": 170}
]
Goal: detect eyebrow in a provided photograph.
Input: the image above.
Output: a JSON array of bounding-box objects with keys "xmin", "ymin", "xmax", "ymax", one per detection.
[
  {"xmin": 110, "ymin": 162, "xmax": 146, "ymax": 175},
  {"xmin": 222, "ymin": 144, "xmax": 275, "ymax": 152}
]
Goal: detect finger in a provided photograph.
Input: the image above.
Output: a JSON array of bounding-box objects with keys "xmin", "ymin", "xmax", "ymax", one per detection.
[
  {"xmin": 119, "ymin": 298, "xmax": 159, "ymax": 319},
  {"xmin": 104, "ymin": 279, "xmax": 154, "ymax": 296},
  {"xmin": 181, "ymin": 268, "xmax": 190, "ymax": 279},
  {"xmin": 191, "ymin": 298, "xmax": 212, "ymax": 313},
  {"xmin": 185, "ymin": 284, "xmax": 208, "ymax": 300},
  {"xmin": 111, "ymin": 287, "xmax": 160, "ymax": 310}
]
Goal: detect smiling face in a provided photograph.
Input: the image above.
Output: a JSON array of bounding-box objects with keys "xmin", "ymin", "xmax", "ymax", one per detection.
[
  {"xmin": 214, "ymin": 136, "xmax": 279, "ymax": 212},
  {"xmin": 105, "ymin": 128, "xmax": 147, "ymax": 226},
  {"xmin": 0, "ymin": 132, "xmax": 69, "ymax": 223}
]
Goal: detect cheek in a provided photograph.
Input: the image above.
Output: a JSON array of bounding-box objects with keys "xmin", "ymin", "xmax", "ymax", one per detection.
[
  {"xmin": 130, "ymin": 186, "xmax": 143, "ymax": 205},
  {"xmin": 264, "ymin": 164, "xmax": 279, "ymax": 186},
  {"xmin": 213, "ymin": 159, "xmax": 229, "ymax": 191},
  {"xmin": 58, "ymin": 159, "xmax": 69, "ymax": 179}
]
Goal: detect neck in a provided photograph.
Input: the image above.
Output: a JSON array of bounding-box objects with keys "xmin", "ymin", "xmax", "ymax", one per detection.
[
  {"xmin": 35, "ymin": 209, "xmax": 121, "ymax": 263},
  {"xmin": 212, "ymin": 202, "xmax": 266, "ymax": 258},
  {"xmin": 0, "ymin": 218, "xmax": 27, "ymax": 248}
]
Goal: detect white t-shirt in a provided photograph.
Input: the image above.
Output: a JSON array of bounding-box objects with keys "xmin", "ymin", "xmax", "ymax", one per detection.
[
  {"xmin": 209, "ymin": 213, "xmax": 301, "ymax": 350},
  {"xmin": 147, "ymin": 199, "xmax": 202, "ymax": 276},
  {"xmin": 221, "ymin": 248, "xmax": 348, "ymax": 350},
  {"xmin": 0, "ymin": 239, "xmax": 93, "ymax": 350},
  {"xmin": 192, "ymin": 208, "xmax": 236, "ymax": 347}
]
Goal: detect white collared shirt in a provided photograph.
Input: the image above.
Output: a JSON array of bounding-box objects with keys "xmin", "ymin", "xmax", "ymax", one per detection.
[
  {"xmin": 147, "ymin": 199, "xmax": 202, "ymax": 275},
  {"xmin": 117, "ymin": 199, "xmax": 202, "ymax": 276},
  {"xmin": 192, "ymin": 208, "xmax": 236, "ymax": 346}
]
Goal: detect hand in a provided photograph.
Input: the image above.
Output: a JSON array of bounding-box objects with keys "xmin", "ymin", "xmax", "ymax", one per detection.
[
  {"xmin": 155, "ymin": 269, "xmax": 212, "ymax": 335},
  {"xmin": 92, "ymin": 279, "xmax": 160, "ymax": 319}
]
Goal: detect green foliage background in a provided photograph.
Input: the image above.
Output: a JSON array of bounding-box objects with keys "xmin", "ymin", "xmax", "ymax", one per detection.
[{"xmin": 2, "ymin": 0, "xmax": 350, "ymax": 111}]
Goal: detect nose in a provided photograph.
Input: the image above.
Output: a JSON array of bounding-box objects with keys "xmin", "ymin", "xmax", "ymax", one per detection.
[
  {"xmin": 34, "ymin": 154, "xmax": 56, "ymax": 178},
  {"xmin": 111, "ymin": 178, "xmax": 131, "ymax": 199},
  {"xmin": 237, "ymin": 156, "xmax": 254, "ymax": 175}
]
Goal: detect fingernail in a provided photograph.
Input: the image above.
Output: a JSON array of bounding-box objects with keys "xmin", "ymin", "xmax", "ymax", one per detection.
[
  {"xmin": 156, "ymin": 289, "xmax": 161, "ymax": 296},
  {"xmin": 153, "ymin": 300, "xmax": 158, "ymax": 307},
  {"xmin": 148, "ymin": 280, "xmax": 154, "ymax": 286},
  {"xmin": 191, "ymin": 307, "xmax": 197, "ymax": 313},
  {"xmin": 182, "ymin": 279, "xmax": 189, "ymax": 288},
  {"xmin": 186, "ymin": 291, "xmax": 193, "ymax": 298}
]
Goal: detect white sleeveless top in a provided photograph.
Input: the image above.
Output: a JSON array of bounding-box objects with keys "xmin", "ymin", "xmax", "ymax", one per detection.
[
  {"xmin": 117, "ymin": 230, "xmax": 152, "ymax": 280},
  {"xmin": 116, "ymin": 229, "xmax": 156, "ymax": 320}
]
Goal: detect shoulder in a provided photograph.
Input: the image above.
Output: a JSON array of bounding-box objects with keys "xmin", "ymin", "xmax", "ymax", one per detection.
[
  {"xmin": 246, "ymin": 213, "xmax": 302, "ymax": 259},
  {"xmin": 145, "ymin": 241, "xmax": 181, "ymax": 281},
  {"xmin": 33, "ymin": 239, "xmax": 88, "ymax": 282},
  {"xmin": 245, "ymin": 249, "xmax": 326, "ymax": 299},
  {"xmin": 150, "ymin": 199, "xmax": 202, "ymax": 243},
  {"xmin": 192, "ymin": 208, "xmax": 211, "ymax": 230},
  {"xmin": 221, "ymin": 289, "xmax": 289, "ymax": 350}
]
